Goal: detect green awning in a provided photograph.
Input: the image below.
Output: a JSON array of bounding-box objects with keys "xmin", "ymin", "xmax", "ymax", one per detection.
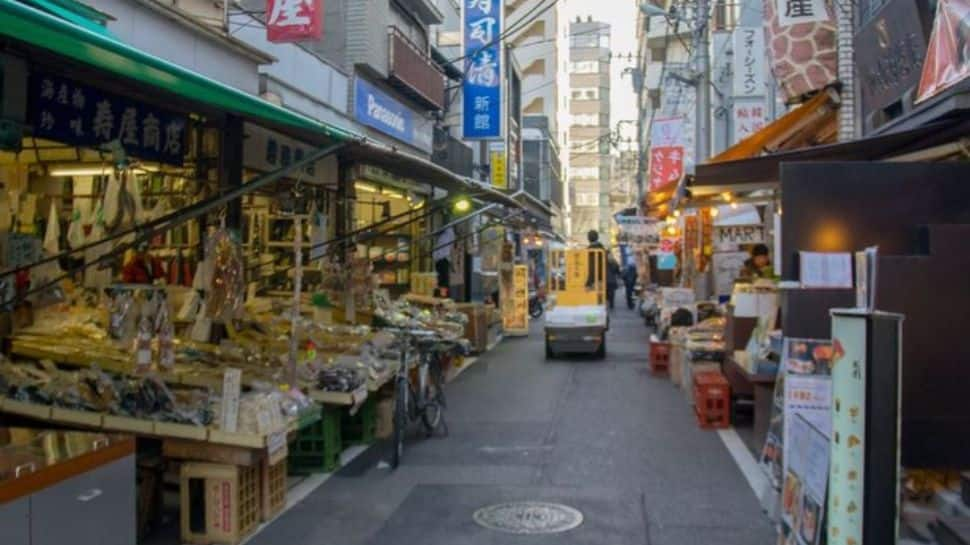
[
  {"xmin": 0, "ymin": 0, "xmax": 360, "ymax": 143},
  {"xmin": 21, "ymin": 0, "xmax": 114, "ymax": 37}
]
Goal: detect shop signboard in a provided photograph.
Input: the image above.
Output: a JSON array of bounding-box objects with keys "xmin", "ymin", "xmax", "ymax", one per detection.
[
  {"xmin": 649, "ymin": 116, "xmax": 685, "ymax": 192},
  {"xmin": 502, "ymin": 264, "xmax": 528, "ymax": 334},
  {"xmin": 489, "ymin": 141, "xmax": 508, "ymax": 189},
  {"xmin": 615, "ymin": 216, "xmax": 660, "ymax": 247},
  {"xmin": 714, "ymin": 224, "xmax": 765, "ymax": 249},
  {"xmin": 243, "ymin": 123, "xmax": 335, "ymax": 185},
  {"xmin": 27, "ymin": 71, "xmax": 187, "ymax": 165},
  {"xmin": 764, "ymin": 0, "xmax": 836, "ymax": 100},
  {"xmin": 354, "ymin": 78, "xmax": 428, "ymax": 151},
  {"xmin": 855, "ymin": 0, "xmax": 926, "ymax": 126},
  {"xmin": 732, "ymin": 27, "xmax": 766, "ymax": 97},
  {"xmin": 731, "ymin": 98, "xmax": 767, "ymax": 142},
  {"xmin": 916, "ymin": 0, "xmax": 970, "ymax": 102},
  {"xmin": 462, "ymin": 0, "xmax": 503, "ymax": 140},
  {"xmin": 266, "ymin": 0, "xmax": 323, "ymax": 43}
]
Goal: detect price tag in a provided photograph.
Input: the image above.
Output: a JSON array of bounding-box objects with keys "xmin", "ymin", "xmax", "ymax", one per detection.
[
  {"xmin": 267, "ymin": 430, "xmax": 288, "ymax": 465},
  {"xmin": 220, "ymin": 368, "xmax": 242, "ymax": 433}
]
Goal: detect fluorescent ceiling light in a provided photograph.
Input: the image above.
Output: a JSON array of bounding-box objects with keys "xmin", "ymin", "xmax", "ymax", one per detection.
[
  {"xmin": 381, "ymin": 188, "xmax": 404, "ymax": 199},
  {"xmin": 355, "ymin": 182, "xmax": 378, "ymax": 193},
  {"xmin": 48, "ymin": 165, "xmax": 113, "ymax": 177}
]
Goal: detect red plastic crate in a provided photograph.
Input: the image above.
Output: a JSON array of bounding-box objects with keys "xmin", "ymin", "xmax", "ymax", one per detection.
[
  {"xmin": 649, "ymin": 341, "xmax": 671, "ymax": 376},
  {"xmin": 693, "ymin": 370, "xmax": 730, "ymax": 429}
]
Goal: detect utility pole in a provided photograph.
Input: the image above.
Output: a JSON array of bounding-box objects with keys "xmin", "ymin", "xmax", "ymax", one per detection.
[{"xmin": 693, "ymin": 0, "xmax": 711, "ymax": 166}]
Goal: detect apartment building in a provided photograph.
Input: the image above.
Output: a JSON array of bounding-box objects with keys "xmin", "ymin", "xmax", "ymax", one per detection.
[{"xmin": 568, "ymin": 16, "xmax": 612, "ymax": 243}]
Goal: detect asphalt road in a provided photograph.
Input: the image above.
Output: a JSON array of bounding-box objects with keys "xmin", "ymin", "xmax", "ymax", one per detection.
[{"xmin": 250, "ymin": 291, "xmax": 775, "ymax": 545}]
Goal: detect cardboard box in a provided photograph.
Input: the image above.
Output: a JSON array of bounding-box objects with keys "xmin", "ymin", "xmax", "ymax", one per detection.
[{"xmin": 180, "ymin": 462, "xmax": 260, "ymax": 545}]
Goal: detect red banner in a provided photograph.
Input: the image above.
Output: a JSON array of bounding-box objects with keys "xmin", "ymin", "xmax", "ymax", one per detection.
[
  {"xmin": 649, "ymin": 146, "xmax": 684, "ymax": 192},
  {"xmin": 267, "ymin": 0, "xmax": 323, "ymax": 43},
  {"xmin": 916, "ymin": 0, "xmax": 970, "ymax": 102}
]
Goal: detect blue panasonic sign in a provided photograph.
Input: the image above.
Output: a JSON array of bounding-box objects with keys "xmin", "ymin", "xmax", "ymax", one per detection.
[{"xmin": 354, "ymin": 78, "xmax": 417, "ymax": 146}]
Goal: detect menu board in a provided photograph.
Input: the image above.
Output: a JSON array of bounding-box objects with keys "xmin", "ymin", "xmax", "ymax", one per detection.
[
  {"xmin": 828, "ymin": 314, "xmax": 867, "ymax": 545},
  {"xmin": 781, "ymin": 415, "xmax": 830, "ymax": 545}
]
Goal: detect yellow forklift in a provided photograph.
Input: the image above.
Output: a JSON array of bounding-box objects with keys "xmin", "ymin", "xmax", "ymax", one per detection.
[{"xmin": 544, "ymin": 248, "xmax": 608, "ymax": 359}]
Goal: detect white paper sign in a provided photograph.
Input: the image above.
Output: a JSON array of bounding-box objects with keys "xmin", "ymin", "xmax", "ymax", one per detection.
[
  {"xmin": 220, "ymin": 368, "xmax": 242, "ymax": 433},
  {"xmin": 775, "ymin": 0, "xmax": 830, "ymax": 27},
  {"xmin": 799, "ymin": 251, "xmax": 852, "ymax": 288},
  {"xmin": 732, "ymin": 98, "xmax": 767, "ymax": 142},
  {"xmin": 715, "ymin": 224, "xmax": 765, "ymax": 249},
  {"xmin": 732, "ymin": 27, "xmax": 766, "ymax": 97}
]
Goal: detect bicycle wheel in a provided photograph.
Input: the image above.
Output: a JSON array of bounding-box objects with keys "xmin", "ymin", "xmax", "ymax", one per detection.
[{"xmin": 391, "ymin": 377, "xmax": 407, "ymax": 469}]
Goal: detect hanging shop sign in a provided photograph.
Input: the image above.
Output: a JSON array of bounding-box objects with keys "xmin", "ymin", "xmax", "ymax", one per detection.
[
  {"xmin": 243, "ymin": 123, "xmax": 335, "ymax": 185},
  {"xmin": 855, "ymin": 0, "xmax": 926, "ymax": 122},
  {"xmin": 916, "ymin": 0, "xmax": 970, "ymax": 103},
  {"xmin": 462, "ymin": 0, "xmax": 503, "ymax": 140},
  {"xmin": 764, "ymin": 0, "xmax": 836, "ymax": 101},
  {"xmin": 266, "ymin": 0, "xmax": 323, "ymax": 43},
  {"xmin": 648, "ymin": 116, "xmax": 685, "ymax": 192},
  {"xmin": 732, "ymin": 98, "xmax": 767, "ymax": 142},
  {"xmin": 489, "ymin": 141, "xmax": 507, "ymax": 189},
  {"xmin": 732, "ymin": 27, "xmax": 766, "ymax": 97},
  {"xmin": 502, "ymin": 264, "xmax": 529, "ymax": 334},
  {"xmin": 615, "ymin": 216, "xmax": 660, "ymax": 247},
  {"xmin": 28, "ymin": 71, "xmax": 187, "ymax": 165}
]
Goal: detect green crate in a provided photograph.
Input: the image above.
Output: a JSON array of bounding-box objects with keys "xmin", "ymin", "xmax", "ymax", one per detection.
[
  {"xmin": 288, "ymin": 407, "xmax": 342, "ymax": 475},
  {"xmin": 341, "ymin": 397, "xmax": 377, "ymax": 448}
]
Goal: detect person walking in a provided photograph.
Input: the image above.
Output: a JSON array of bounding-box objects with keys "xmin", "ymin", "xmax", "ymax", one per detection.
[
  {"xmin": 623, "ymin": 262, "xmax": 638, "ymax": 310},
  {"xmin": 606, "ymin": 253, "xmax": 620, "ymax": 310}
]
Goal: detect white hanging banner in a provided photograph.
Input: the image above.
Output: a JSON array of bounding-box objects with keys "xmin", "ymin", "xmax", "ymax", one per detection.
[
  {"xmin": 732, "ymin": 27, "xmax": 766, "ymax": 97},
  {"xmin": 775, "ymin": 0, "xmax": 830, "ymax": 27}
]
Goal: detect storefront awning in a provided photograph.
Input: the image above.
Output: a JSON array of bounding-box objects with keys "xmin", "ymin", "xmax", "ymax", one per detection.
[
  {"xmin": 0, "ymin": 0, "xmax": 360, "ymax": 144},
  {"xmin": 340, "ymin": 141, "xmax": 523, "ymax": 209},
  {"xmin": 693, "ymin": 116, "xmax": 970, "ymax": 193}
]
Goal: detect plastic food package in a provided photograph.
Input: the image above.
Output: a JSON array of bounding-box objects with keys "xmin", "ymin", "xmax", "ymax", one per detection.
[
  {"xmin": 108, "ymin": 291, "xmax": 136, "ymax": 344},
  {"xmin": 204, "ymin": 229, "xmax": 244, "ymax": 321}
]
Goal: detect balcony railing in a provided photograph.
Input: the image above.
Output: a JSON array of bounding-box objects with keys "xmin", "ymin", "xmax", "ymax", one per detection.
[{"xmin": 388, "ymin": 26, "xmax": 445, "ymax": 111}]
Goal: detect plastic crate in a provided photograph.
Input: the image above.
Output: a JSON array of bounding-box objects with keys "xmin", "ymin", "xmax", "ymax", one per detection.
[
  {"xmin": 341, "ymin": 396, "xmax": 377, "ymax": 448},
  {"xmin": 693, "ymin": 371, "xmax": 731, "ymax": 429},
  {"xmin": 288, "ymin": 407, "xmax": 342, "ymax": 475},
  {"xmin": 260, "ymin": 458, "xmax": 287, "ymax": 522},
  {"xmin": 649, "ymin": 340, "xmax": 671, "ymax": 376},
  {"xmin": 180, "ymin": 462, "xmax": 260, "ymax": 545}
]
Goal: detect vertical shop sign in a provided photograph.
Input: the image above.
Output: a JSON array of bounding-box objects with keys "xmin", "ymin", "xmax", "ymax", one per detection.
[
  {"xmin": 732, "ymin": 99, "xmax": 767, "ymax": 141},
  {"xmin": 266, "ymin": 0, "xmax": 323, "ymax": 43},
  {"xmin": 503, "ymin": 264, "xmax": 528, "ymax": 332},
  {"xmin": 732, "ymin": 27, "xmax": 765, "ymax": 97},
  {"xmin": 462, "ymin": 0, "xmax": 503, "ymax": 139},
  {"xmin": 489, "ymin": 141, "xmax": 508, "ymax": 189},
  {"xmin": 28, "ymin": 72, "xmax": 186, "ymax": 165},
  {"xmin": 916, "ymin": 0, "xmax": 970, "ymax": 102},
  {"xmin": 648, "ymin": 116, "xmax": 684, "ymax": 192}
]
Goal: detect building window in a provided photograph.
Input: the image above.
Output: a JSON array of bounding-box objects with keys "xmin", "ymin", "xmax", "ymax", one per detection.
[{"xmin": 569, "ymin": 61, "xmax": 599, "ymax": 74}]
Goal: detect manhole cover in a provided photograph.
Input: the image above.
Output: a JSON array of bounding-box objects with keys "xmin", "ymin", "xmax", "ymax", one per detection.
[{"xmin": 473, "ymin": 501, "xmax": 584, "ymax": 534}]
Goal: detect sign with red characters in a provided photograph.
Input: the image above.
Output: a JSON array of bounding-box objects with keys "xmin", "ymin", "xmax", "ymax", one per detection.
[
  {"xmin": 648, "ymin": 146, "xmax": 684, "ymax": 192},
  {"xmin": 266, "ymin": 0, "xmax": 323, "ymax": 43}
]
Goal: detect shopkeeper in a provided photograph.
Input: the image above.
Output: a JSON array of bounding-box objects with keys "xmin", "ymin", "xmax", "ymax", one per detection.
[
  {"xmin": 740, "ymin": 243, "xmax": 772, "ymax": 279},
  {"xmin": 121, "ymin": 243, "xmax": 166, "ymax": 284}
]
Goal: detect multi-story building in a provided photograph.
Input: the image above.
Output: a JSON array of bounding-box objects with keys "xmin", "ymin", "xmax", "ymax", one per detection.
[
  {"xmin": 568, "ymin": 16, "xmax": 612, "ymax": 243},
  {"xmin": 508, "ymin": 0, "xmax": 567, "ymax": 232}
]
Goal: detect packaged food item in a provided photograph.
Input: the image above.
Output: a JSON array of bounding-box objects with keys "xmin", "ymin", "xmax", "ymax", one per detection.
[{"xmin": 205, "ymin": 229, "xmax": 244, "ymax": 321}]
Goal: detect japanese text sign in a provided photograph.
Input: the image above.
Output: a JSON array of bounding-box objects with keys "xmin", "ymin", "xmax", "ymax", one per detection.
[
  {"xmin": 775, "ymin": 0, "xmax": 829, "ymax": 27},
  {"xmin": 732, "ymin": 27, "xmax": 765, "ymax": 97},
  {"xmin": 732, "ymin": 98, "xmax": 766, "ymax": 142},
  {"xmin": 28, "ymin": 72, "xmax": 187, "ymax": 165},
  {"xmin": 266, "ymin": 0, "xmax": 323, "ymax": 43},
  {"xmin": 462, "ymin": 0, "xmax": 503, "ymax": 139},
  {"xmin": 648, "ymin": 146, "xmax": 684, "ymax": 192}
]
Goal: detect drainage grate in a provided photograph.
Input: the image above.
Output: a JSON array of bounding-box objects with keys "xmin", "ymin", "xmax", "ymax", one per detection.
[{"xmin": 473, "ymin": 501, "xmax": 584, "ymax": 534}]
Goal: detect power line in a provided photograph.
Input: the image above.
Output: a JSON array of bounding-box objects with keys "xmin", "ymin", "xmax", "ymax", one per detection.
[{"xmin": 445, "ymin": 0, "xmax": 559, "ymax": 67}]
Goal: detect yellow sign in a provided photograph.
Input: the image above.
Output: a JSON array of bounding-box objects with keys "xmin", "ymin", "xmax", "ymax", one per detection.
[
  {"xmin": 503, "ymin": 264, "xmax": 529, "ymax": 334},
  {"xmin": 550, "ymin": 249, "xmax": 605, "ymax": 307},
  {"xmin": 490, "ymin": 149, "xmax": 507, "ymax": 189}
]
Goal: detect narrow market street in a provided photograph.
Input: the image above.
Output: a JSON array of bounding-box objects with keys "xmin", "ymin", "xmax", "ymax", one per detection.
[{"xmin": 250, "ymin": 293, "xmax": 775, "ymax": 545}]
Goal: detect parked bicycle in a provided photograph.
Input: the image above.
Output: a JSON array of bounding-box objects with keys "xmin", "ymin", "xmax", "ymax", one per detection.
[{"xmin": 387, "ymin": 328, "xmax": 467, "ymax": 469}]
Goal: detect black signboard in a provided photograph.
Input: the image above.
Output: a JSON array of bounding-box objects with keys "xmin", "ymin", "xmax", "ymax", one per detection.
[
  {"xmin": 854, "ymin": 0, "xmax": 927, "ymax": 131},
  {"xmin": 27, "ymin": 71, "xmax": 188, "ymax": 165}
]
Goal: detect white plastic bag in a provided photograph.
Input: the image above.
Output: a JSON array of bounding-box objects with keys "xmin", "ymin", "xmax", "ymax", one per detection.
[{"xmin": 43, "ymin": 202, "xmax": 60, "ymax": 256}]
